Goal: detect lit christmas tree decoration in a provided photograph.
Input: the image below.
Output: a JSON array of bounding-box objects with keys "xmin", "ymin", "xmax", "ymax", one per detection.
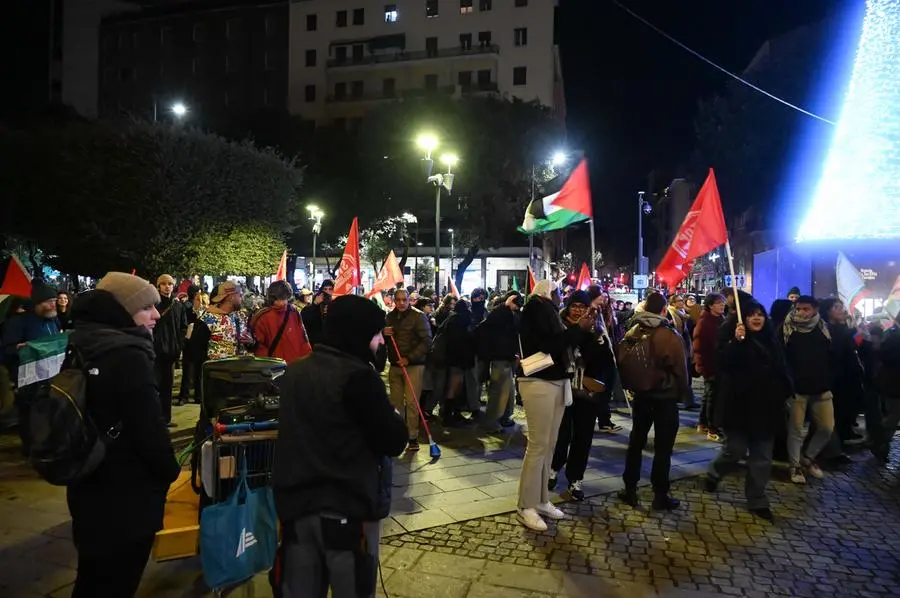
[{"xmin": 797, "ymin": 0, "xmax": 900, "ymax": 241}]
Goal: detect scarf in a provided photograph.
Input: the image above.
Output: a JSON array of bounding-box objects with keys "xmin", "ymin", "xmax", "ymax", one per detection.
[{"xmin": 782, "ymin": 310, "xmax": 831, "ymax": 344}]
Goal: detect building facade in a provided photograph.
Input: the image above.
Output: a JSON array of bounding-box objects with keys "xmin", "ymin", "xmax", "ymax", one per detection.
[
  {"xmin": 97, "ymin": 0, "xmax": 289, "ymax": 125},
  {"xmin": 288, "ymin": 0, "xmax": 561, "ymax": 126}
]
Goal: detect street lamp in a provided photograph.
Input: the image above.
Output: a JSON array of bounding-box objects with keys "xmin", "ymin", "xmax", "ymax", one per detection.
[
  {"xmin": 551, "ymin": 151, "xmax": 567, "ymax": 167},
  {"xmin": 417, "ymin": 133, "xmax": 458, "ymax": 293},
  {"xmin": 527, "ymin": 150, "xmax": 569, "ymax": 274},
  {"xmin": 415, "ymin": 241, "xmax": 423, "ymax": 287},
  {"xmin": 307, "ymin": 204, "xmax": 324, "ymax": 288},
  {"xmin": 153, "ymin": 99, "xmax": 189, "ymax": 122}
]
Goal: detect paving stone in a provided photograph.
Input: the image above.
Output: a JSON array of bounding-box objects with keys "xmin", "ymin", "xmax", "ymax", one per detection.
[
  {"xmin": 479, "ymin": 561, "xmax": 563, "ymax": 593},
  {"xmin": 384, "ymin": 569, "xmax": 470, "ymax": 598},
  {"xmin": 415, "ymin": 551, "xmax": 486, "ymax": 580}
]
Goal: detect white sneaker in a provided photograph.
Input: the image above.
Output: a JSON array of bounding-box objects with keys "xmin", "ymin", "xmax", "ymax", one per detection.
[
  {"xmin": 804, "ymin": 460, "xmax": 825, "ymax": 480},
  {"xmin": 790, "ymin": 466, "xmax": 807, "ymax": 484},
  {"xmin": 536, "ymin": 501, "xmax": 565, "ymax": 520},
  {"xmin": 517, "ymin": 508, "xmax": 548, "ymax": 531}
]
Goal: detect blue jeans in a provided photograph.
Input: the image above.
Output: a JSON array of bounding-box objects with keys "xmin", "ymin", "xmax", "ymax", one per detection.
[
  {"xmin": 707, "ymin": 432, "xmax": 774, "ymax": 509},
  {"xmin": 787, "ymin": 392, "xmax": 835, "ymax": 467}
]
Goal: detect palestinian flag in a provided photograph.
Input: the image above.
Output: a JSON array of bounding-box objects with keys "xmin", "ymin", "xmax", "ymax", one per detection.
[
  {"xmin": 519, "ymin": 159, "xmax": 593, "ymax": 234},
  {"xmin": 835, "ymin": 251, "xmax": 870, "ymax": 315},
  {"xmin": 0, "ymin": 256, "xmax": 32, "ymax": 298},
  {"xmin": 17, "ymin": 333, "xmax": 69, "ymax": 388}
]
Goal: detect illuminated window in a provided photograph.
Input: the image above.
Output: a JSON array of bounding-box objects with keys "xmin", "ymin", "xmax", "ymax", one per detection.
[
  {"xmin": 426, "ymin": 0, "xmax": 439, "ymax": 18},
  {"xmin": 460, "ymin": 0, "xmax": 473, "ymax": 14},
  {"xmin": 384, "ymin": 4, "xmax": 398, "ymax": 22}
]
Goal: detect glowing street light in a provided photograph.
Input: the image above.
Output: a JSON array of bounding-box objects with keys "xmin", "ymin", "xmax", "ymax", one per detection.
[
  {"xmin": 171, "ymin": 102, "xmax": 188, "ymax": 117},
  {"xmin": 416, "ymin": 133, "xmax": 460, "ymax": 292},
  {"xmin": 417, "ymin": 133, "xmax": 438, "ymax": 157},
  {"xmin": 551, "ymin": 151, "xmax": 567, "ymax": 167},
  {"xmin": 307, "ymin": 204, "xmax": 325, "ymax": 288}
]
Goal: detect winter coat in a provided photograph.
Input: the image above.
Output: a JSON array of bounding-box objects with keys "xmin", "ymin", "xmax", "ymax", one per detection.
[
  {"xmin": 627, "ymin": 311, "xmax": 691, "ymax": 402},
  {"xmin": 385, "ymin": 307, "xmax": 432, "ymax": 366},
  {"xmin": 692, "ymin": 310, "xmax": 723, "ymax": 378},
  {"xmin": 476, "ymin": 305, "xmax": 519, "ymax": 362},
  {"xmin": 1, "ymin": 311, "xmax": 62, "ymax": 386},
  {"xmin": 65, "ymin": 290, "xmax": 180, "ymax": 554},
  {"xmin": 561, "ymin": 309, "xmax": 617, "ymax": 388},
  {"xmin": 440, "ymin": 310, "xmax": 476, "ymax": 369},
  {"xmin": 273, "ymin": 335, "xmax": 407, "ymax": 522},
  {"xmin": 251, "ymin": 304, "xmax": 312, "ymax": 364},
  {"xmin": 876, "ymin": 325, "xmax": 900, "ymax": 398},
  {"xmin": 783, "ymin": 324, "xmax": 836, "ymax": 395},
  {"xmin": 715, "ymin": 321, "xmax": 793, "ymax": 438},
  {"xmin": 301, "ymin": 302, "xmax": 326, "ymax": 347},
  {"xmin": 153, "ymin": 295, "xmax": 188, "ymax": 361},
  {"xmin": 517, "ymin": 295, "xmax": 579, "ymax": 381}
]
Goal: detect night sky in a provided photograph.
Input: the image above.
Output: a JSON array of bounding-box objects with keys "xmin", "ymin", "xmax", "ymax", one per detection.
[{"xmin": 559, "ymin": 0, "xmax": 845, "ymax": 263}]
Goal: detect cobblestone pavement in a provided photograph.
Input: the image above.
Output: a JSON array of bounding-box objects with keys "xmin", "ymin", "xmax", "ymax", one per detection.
[{"xmin": 383, "ymin": 447, "xmax": 900, "ymax": 597}]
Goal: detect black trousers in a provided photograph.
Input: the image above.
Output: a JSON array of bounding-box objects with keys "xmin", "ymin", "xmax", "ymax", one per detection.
[
  {"xmin": 154, "ymin": 357, "xmax": 176, "ymax": 423},
  {"xmin": 623, "ymin": 398, "xmax": 680, "ymax": 496},
  {"xmin": 552, "ymin": 394, "xmax": 600, "ymax": 482},
  {"xmin": 72, "ymin": 535, "xmax": 155, "ymax": 598},
  {"xmin": 595, "ymin": 391, "xmax": 614, "ymax": 427}
]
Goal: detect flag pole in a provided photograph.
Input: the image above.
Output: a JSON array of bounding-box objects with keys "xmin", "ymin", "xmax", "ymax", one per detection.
[
  {"xmin": 588, "ymin": 219, "xmax": 596, "ymax": 278},
  {"xmin": 724, "ymin": 240, "xmax": 743, "ymax": 323}
]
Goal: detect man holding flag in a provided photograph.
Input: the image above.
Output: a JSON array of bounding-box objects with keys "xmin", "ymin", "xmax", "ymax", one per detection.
[{"xmin": 1, "ymin": 282, "xmax": 64, "ymax": 449}]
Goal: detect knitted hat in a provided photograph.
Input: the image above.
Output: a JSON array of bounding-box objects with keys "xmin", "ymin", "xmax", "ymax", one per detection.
[
  {"xmin": 157, "ymin": 274, "xmax": 176, "ymax": 286},
  {"xmin": 30, "ymin": 281, "xmax": 58, "ymax": 304},
  {"xmin": 787, "ymin": 286, "xmax": 801, "ymax": 297},
  {"xmin": 97, "ymin": 272, "xmax": 161, "ymax": 316},
  {"xmin": 566, "ymin": 290, "xmax": 590, "ymax": 308}
]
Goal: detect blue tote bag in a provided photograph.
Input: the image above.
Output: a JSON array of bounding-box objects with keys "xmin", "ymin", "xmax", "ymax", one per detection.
[{"xmin": 200, "ymin": 451, "xmax": 278, "ymax": 590}]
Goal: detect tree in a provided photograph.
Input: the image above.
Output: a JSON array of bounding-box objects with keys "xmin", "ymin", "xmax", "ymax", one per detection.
[
  {"xmin": 415, "ymin": 258, "xmax": 433, "ymax": 287},
  {"xmin": 319, "ymin": 96, "xmax": 564, "ymax": 290},
  {"xmin": 0, "ymin": 120, "xmax": 302, "ymax": 277}
]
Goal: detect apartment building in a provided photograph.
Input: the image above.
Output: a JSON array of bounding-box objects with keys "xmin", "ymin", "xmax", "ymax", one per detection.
[
  {"xmin": 288, "ymin": 0, "xmax": 561, "ymax": 127},
  {"xmin": 97, "ymin": 0, "xmax": 289, "ymax": 125}
]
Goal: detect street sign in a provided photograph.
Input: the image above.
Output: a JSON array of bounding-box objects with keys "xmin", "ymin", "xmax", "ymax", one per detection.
[
  {"xmin": 724, "ymin": 274, "xmax": 746, "ymax": 288},
  {"xmin": 633, "ymin": 274, "xmax": 649, "ymax": 289}
]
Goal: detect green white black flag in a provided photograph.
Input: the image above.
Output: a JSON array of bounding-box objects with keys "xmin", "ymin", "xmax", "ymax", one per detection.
[{"xmin": 17, "ymin": 334, "xmax": 69, "ymax": 388}]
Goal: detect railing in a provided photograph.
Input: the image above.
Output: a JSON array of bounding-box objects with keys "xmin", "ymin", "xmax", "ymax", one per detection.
[
  {"xmin": 326, "ymin": 44, "xmax": 500, "ymax": 68},
  {"xmin": 326, "ymin": 85, "xmax": 457, "ymax": 103}
]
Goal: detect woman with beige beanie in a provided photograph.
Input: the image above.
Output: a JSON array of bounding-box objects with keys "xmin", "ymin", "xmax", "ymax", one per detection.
[{"xmin": 66, "ymin": 272, "xmax": 181, "ymax": 597}]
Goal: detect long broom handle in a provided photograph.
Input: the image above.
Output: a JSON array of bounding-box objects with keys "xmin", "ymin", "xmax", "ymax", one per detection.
[{"xmin": 388, "ymin": 334, "xmax": 435, "ymax": 441}]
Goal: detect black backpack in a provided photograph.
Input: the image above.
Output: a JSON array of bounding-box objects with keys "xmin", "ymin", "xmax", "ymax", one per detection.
[{"xmin": 27, "ymin": 345, "xmax": 120, "ymax": 486}]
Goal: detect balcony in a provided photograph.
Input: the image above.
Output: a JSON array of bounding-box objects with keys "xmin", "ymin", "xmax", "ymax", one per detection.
[
  {"xmin": 326, "ymin": 85, "xmax": 456, "ymax": 104},
  {"xmin": 327, "ymin": 44, "xmax": 500, "ymax": 69}
]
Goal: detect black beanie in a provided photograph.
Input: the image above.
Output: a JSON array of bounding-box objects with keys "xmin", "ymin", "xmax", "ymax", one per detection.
[
  {"xmin": 788, "ymin": 286, "xmax": 801, "ymax": 297},
  {"xmin": 31, "ymin": 281, "xmax": 58, "ymax": 305},
  {"xmin": 566, "ymin": 290, "xmax": 590, "ymax": 308},
  {"xmin": 322, "ymin": 295, "xmax": 386, "ymax": 363}
]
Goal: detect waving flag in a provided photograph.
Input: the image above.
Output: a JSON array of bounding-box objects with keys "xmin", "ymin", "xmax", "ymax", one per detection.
[
  {"xmin": 17, "ymin": 334, "xmax": 69, "ymax": 388},
  {"xmin": 333, "ymin": 218, "xmax": 361, "ymax": 296},
  {"xmin": 367, "ymin": 251, "xmax": 403, "ymax": 298},
  {"xmin": 520, "ymin": 159, "xmax": 592, "ymax": 234},
  {"xmin": 448, "ymin": 276, "xmax": 460, "ymax": 299},
  {"xmin": 527, "ymin": 265, "xmax": 537, "ymax": 294},
  {"xmin": 549, "ymin": 159, "xmax": 593, "ymax": 218},
  {"xmin": 0, "ymin": 256, "xmax": 32, "ymax": 298},
  {"xmin": 274, "ymin": 249, "xmax": 288, "ymax": 282},
  {"xmin": 835, "ymin": 252, "xmax": 870, "ymax": 315},
  {"xmin": 656, "ymin": 168, "xmax": 728, "ymax": 287},
  {"xmin": 575, "ymin": 262, "xmax": 592, "ymax": 290}
]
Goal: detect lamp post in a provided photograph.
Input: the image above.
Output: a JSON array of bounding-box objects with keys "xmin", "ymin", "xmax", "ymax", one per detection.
[
  {"xmin": 416, "ymin": 242, "xmax": 423, "ymax": 288},
  {"xmin": 528, "ymin": 151, "xmax": 568, "ymax": 275},
  {"xmin": 448, "ymin": 228, "xmax": 455, "ymax": 278},
  {"xmin": 417, "ymin": 133, "xmax": 458, "ymax": 294},
  {"xmin": 307, "ymin": 204, "xmax": 324, "ymax": 289},
  {"xmin": 637, "ymin": 191, "xmax": 651, "ymax": 300}
]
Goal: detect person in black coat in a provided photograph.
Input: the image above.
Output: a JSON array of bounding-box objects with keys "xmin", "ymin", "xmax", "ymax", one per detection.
[
  {"xmin": 67, "ymin": 273, "xmax": 181, "ymax": 598},
  {"xmin": 438, "ymin": 299, "xmax": 476, "ymax": 425},
  {"xmin": 550, "ymin": 291, "xmax": 618, "ymax": 501},
  {"xmin": 704, "ymin": 301, "xmax": 792, "ymax": 521},
  {"xmin": 152, "ymin": 274, "xmax": 188, "ymax": 425},
  {"xmin": 273, "ymin": 295, "xmax": 407, "ymax": 597}
]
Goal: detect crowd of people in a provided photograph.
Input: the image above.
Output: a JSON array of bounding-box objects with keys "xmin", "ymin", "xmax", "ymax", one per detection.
[{"xmin": 2, "ymin": 269, "xmax": 899, "ymax": 597}]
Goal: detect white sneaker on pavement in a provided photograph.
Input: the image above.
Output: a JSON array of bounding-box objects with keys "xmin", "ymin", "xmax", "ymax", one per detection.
[
  {"xmin": 790, "ymin": 466, "xmax": 807, "ymax": 484},
  {"xmin": 536, "ymin": 501, "xmax": 565, "ymax": 520},
  {"xmin": 518, "ymin": 508, "xmax": 548, "ymax": 531},
  {"xmin": 804, "ymin": 460, "xmax": 825, "ymax": 479}
]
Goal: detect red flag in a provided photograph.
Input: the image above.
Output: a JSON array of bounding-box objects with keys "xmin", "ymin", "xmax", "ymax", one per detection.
[
  {"xmin": 333, "ymin": 218, "xmax": 361, "ymax": 296},
  {"xmin": 275, "ymin": 249, "xmax": 288, "ymax": 281},
  {"xmin": 549, "ymin": 159, "xmax": 592, "ymax": 218},
  {"xmin": 0, "ymin": 256, "xmax": 32, "ymax": 297},
  {"xmin": 527, "ymin": 265, "xmax": 537, "ymax": 294},
  {"xmin": 447, "ymin": 276, "xmax": 460, "ymax": 299},
  {"xmin": 656, "ymin": 168, "xmax": 728, "ymax": 287},
  {"xmin": 366, "ymin": 250, "xmax": 403, "ymax": 298},
  {"xmin": 575, "ymin": 262, "xmax": 592, "ymax": 290}
]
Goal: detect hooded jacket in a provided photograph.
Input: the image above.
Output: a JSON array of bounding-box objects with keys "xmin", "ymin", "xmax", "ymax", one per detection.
[
  {"xmin": 692, "ymin": 310, "xmax": 724, "ymax": 378},
  {"xmin": 629, "ymin": 311, "xmax": 691, "ymax": 401},
  {"xmin": 273, "ymin": 295, "xmax": 407, "ymax": 523},
  {"xmin": 65, "ymin": 290, "xmax": 180, "ymax": 554}
]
